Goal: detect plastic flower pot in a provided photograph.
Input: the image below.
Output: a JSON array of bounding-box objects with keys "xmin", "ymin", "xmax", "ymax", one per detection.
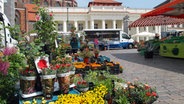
[
  {"xmin": 20, "ymin": 76, "xmax": 36, "ymax": 94},
  {"xmin": 41, "ymin": 75, "xmax": 56, "ymax": 100},
  {"xmin": 57, "ymin": 72, "xmax": 70, "ymax": 94}
]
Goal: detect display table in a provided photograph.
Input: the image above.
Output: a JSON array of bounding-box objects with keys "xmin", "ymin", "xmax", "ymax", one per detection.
[
  {"xmin": 160, "ymin": 43, "xmax": 184, "ymax": 58},
  {"xmin": 19, "ymin": 89, "xmax": 80, "ymax": 104}
]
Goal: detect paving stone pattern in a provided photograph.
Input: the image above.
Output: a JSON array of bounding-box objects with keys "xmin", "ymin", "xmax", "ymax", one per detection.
[{"xmin": 100, "ymin": 49, "xmax": 184, "ymax": 104}]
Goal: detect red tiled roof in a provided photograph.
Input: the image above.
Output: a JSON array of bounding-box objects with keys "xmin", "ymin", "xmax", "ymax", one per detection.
[
  {"xmin": 28, "ymin": 13, "xmax": 37, "ymax": 21},
  {"xmin": 129, "ymin": 15, "xmax": 184, "ymax": 27},
  {"xmin": 24, "ymin": 4, "xmax": 39, "ymax": 21},
  {"xmin": 93, "ymin": 0, "xmax": 120, "ymax": 3},
  {"xmin": 24, "ymin": 4, "xmax": 38, "ymax": 12}
]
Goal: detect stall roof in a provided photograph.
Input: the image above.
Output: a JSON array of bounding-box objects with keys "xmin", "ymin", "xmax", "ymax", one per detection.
[
  {"xmin": 129, "ymin": 15, "xmax": 184, "ymax": 27},
  {"xmin": 129, "ymin": 0, "xmax": 184, "ymax": 27},
  {"xmin": 142, "ymin": 0, "xmax": 184, "ymax": 18}
]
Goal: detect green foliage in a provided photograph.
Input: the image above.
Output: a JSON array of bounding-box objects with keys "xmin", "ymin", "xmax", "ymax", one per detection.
[{"xmin": 33, "ymin": 7, "xmax": 58, "ymax": 50}]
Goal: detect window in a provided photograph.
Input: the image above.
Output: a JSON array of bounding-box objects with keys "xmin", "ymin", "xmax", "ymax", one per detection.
[
  {"xmin": 105, "ymin": 24, "xmax": 108, "ymax": 29},
  {"xmin": 44, "ymin": 0, "xmax": 49, "ymax": 6},
  {"xmin": 67, "ymin": 23, "xmax": 73, "ymax": 31},
  {"xmin": 58, "ymin": 24, "xmax": 63, "ymax": 31},
  {"xmin": 144, "ymin": 27, "xmax": 146, "ymax": 31},
  {"xmin": 55, "ymin": 2, "xmax": 61, "ymax": 7},
  {"xmin": 122, "ymin": 34, "xmax": 130, "ymax": 39},
  {"xmin": 153, "ymin": 26, "xmax": 155, "ymax": 31},
  {"xmin": 78, "ymin": 24, "xmax": 83, "ymax": 31},
  {"xmin": 29, "ymin": 0, "xmax": 34, "ymax": 3},
  {"xmin": 94, "ymin": 24, "xmax": 98, "ymax": 29}
]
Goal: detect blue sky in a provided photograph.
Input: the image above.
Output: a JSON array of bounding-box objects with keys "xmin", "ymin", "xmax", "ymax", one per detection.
[{"xmin": 76, "ymin": 0, "xmax": 166, "ymax": 8}]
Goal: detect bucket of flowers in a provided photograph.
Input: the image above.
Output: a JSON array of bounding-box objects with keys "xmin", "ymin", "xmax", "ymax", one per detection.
[
  {"xmin": 35, "ymin": 56, "xmax": 57, "ymax": 100},
  {"xmin": 52, "ymin": 56, "xmax": 73, "ymax": 94},
  {"xmin": 76, "ymin": 80, "xmax": 89, "ymax": 92}
]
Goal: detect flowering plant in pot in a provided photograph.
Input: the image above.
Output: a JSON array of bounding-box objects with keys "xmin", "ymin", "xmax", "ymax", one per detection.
[
  {"xmin": 35, "ymin": 56, "xmax": 57, "ymax": 100},
  {"xmin": 0, "ymin": 46, "xmax": 27, "ymax": 103},
  {"xmin": 93, "ymin": 48, "xmax": 100, "ymax": 58},
  {"xmin": 79, "ymin": 47, "xmax": 93, "ymax": 63},
  {"xmin": 76, "ymin": 80, "xmax": 89, "ymax": 92}
]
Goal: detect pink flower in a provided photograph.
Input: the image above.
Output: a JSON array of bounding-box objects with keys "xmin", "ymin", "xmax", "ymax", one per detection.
[
  {"xmin": 0, "ymin": 61, "xmax": 10, "ymax": 75},
  {"xmin": 3, "ymin": 47, "xmax": 17, "ymax": 56}
]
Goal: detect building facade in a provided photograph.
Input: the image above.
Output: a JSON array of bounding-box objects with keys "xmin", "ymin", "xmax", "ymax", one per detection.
[{"xmin": 15, "ymin": 0, "xmax": 78, "ymax": 33}]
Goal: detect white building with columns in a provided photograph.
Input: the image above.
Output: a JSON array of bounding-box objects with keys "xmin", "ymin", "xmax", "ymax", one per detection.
[{"xmin": 49, "ymin": 6, "xmax": 155, "ymax": 36}]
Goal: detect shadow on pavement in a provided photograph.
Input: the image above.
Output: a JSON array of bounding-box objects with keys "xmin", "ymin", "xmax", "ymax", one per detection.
[{"xmin": 112, "ymin": 52, "xmax": 184, "ymax": 74}]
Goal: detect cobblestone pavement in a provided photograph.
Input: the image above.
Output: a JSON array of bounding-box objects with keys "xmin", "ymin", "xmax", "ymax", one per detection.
[{"xmin": 100, "ymin": 49, "xmax": 184, "ymax": 104}]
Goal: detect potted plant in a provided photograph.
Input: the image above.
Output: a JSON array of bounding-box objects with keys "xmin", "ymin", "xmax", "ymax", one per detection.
[
  {"xmin": 52, "ymin": 56, "xmax": 73, "ymax": 94},
  {"xmin": 76, "ymin": 80, "xmax": 89, "ymax": 92},
  {"xmin": 79, "ymin": 46, "xmax": 93, "ymax": 63},
  {"xmin": 93, "ymin": 48, "xmax": 100, "ymax": 58},
  {"xmin": 0, "ymin": 46, "xmax": 27, "ymax": 103},
  {"xmin": 35, "ymin": 56, "xmax": 57, "ymax": 100}
]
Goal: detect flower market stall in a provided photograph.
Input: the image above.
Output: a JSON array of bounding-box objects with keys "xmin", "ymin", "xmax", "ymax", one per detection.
[{"xmin": 0, "ymin": 7, "xmax": 158, "ymax": 104}]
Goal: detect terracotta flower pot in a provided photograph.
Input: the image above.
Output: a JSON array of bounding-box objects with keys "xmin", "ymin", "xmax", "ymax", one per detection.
[{"xmin": 83, "ymin": 57, "xmax": 90, "ymax": 63}]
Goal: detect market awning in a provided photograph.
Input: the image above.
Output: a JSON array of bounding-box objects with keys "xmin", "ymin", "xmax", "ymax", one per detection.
[
  {"xmin": 142, "ymin": 0, "xmax": 184, "ymax": 18},
  {"xmin": 129, "ymin": 15, "xmax": 184, "ymax": 27}
]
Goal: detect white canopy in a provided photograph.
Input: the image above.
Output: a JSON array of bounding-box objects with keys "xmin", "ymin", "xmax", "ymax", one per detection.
[{"xmin": 132, "ymin": 32, "xmax": 155, "ymax": 42}]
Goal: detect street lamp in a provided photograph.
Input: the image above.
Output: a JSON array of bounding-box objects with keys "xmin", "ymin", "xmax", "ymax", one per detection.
[
  {"xmin": 67, "ymin": 3, "xmax": 69, "ymax": 32},
  {"xmin": 0, "ymin": 12, "xmax": 7, "ymax": 47}
]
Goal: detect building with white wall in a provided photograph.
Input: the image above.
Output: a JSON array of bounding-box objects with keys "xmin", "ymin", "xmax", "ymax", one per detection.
[{"xmin": 49, "ymin": 6, "xmax": 151, "ymax": 35}]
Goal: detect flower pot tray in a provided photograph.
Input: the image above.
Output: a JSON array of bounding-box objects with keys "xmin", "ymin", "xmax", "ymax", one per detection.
[{"xmin": 19, "ymin": 90, "xmax": 43, "ymax": 98}]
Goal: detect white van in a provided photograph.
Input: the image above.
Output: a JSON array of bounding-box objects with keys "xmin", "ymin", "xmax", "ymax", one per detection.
[
  {"xmin": 83, "ymin": 29, "xmax": 135, "ymax": 49},
  {"xmin": 0, "ymin": 12, "xmax": 18, "ymax": 48}
]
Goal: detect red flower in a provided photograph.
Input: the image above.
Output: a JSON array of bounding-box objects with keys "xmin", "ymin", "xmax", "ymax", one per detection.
[
  {"xmin": 151, "ymin": 92, "xmax": 157, "ymax": 96},
  {"xmin": 77, "ymin": 81, "xmax": 81, "ymax": 85},
  {"xmin": 66, "ymin": 64, "xmax": 71, "ymax": 67},
  {"xmin": 145, "ymin": 84, "xmax": 151, "ymax": 90},
  {"xmin": 50, "ymin": 13, "xmax": 53, "ymax": 16},
  {"xmin": 37, "ymin": 59, "xmax": 48, "ymax": 69},
  {"xmin": 146, "ymin": 92, "xmax": 151, "ymax": 96},
  {"xmin": 55, "ymin": 64, "xmax": 61, "ymax": 69}
]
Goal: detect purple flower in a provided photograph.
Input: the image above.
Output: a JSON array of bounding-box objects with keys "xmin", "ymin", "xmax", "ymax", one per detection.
[
  {"xmin": 0, "ymin": 61, "xmax": 10, "ymax": 75},
  {"xmin": 3, "ymin": 47, "xmax": 17, "ymax": 56}
]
